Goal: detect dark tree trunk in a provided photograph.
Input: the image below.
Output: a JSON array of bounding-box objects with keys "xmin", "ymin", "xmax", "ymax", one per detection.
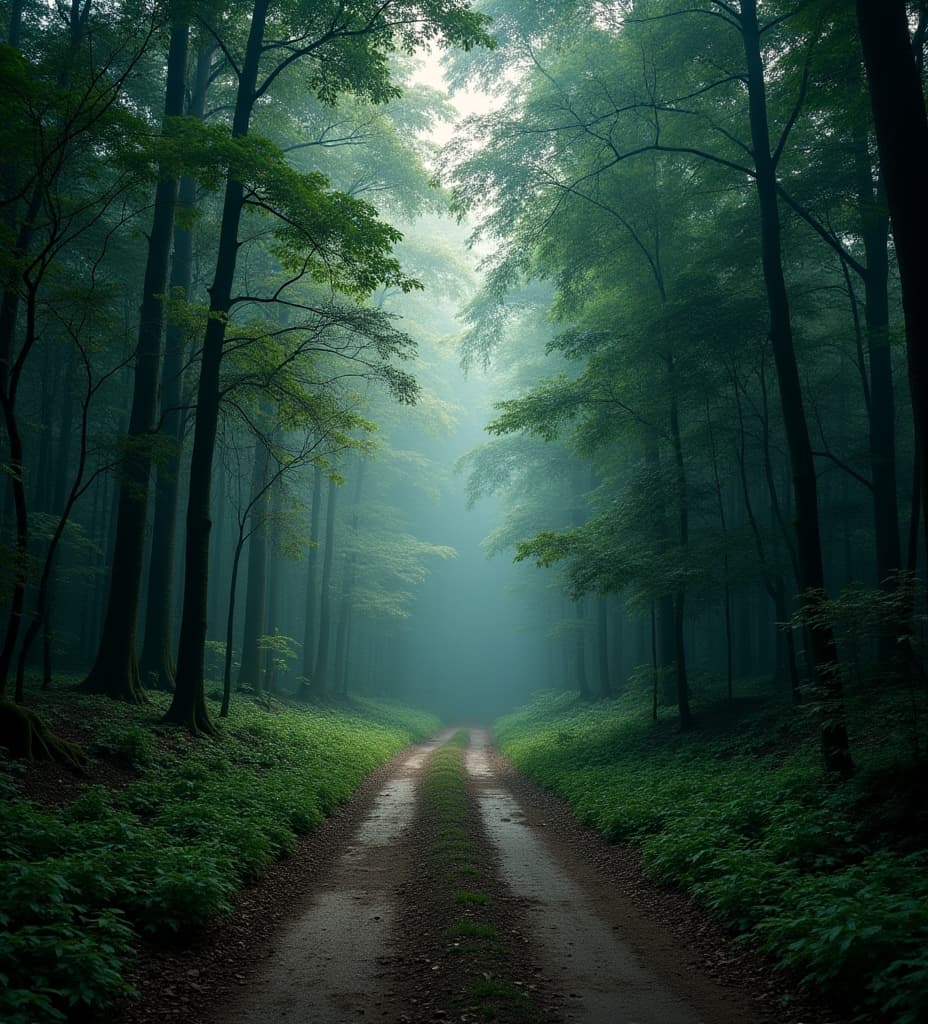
[
  {"xmin": 575, "ymin": 597, "xmax": 590, "ymax": 700},
  {"xmin": 168, "ymin": 0, "xmax": 269, "ymax": 735},
  {"xmin": 741, "ymin": 0, "xmax": 851, "ymax": 775},
  {"xmin": 857, "ymin": 0, "xmax": 928, "ymax": 573},
  {"xmin": 853, "ymin": 158, "xmax": 900, "ymax": 596},
  {"xmin": 298, "ymin": 464, "xmax": 323, "ymax": 697},
  {"xmin": 81, "ymin": 22, "xmax": 189, "ymax": 703},
  {"xmin": 0, "ymin": 386, "xmax": 28, "ymax": 698},
  {"xmin": 208, "ymin": 462, "xmax": 228, "ymax": 637},
  {"xmin": 263, "ymin": 487, "xmax": 283, "ymax": 695},
  {"xmin": 312, "ymin": 475, "xmax": 338, "ymax": 695},
  {"xmin": 50, "ymin": 356, "xmax": 76, "ymax": 515},
  {"xmin": 139, "ymin": 41, "xmax": 212, "ymax": 693},
  {"xmin": 667, "ymin": 356, "xmax": 692, "ymax": 729},
  {"xmin": 332, "ymin": 462, "xmax": 364, "ymax": 698},
  {"xmin": 237, "ymin": 443, "xmax": 270, "ymax": 692},
  {"xmin": 220, "ymin": 535, "xmax": 246, "ymax": 718}
]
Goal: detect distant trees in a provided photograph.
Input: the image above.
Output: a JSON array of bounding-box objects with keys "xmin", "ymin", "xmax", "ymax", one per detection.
[
  {"xmin": 0, "ymin": 0, "xmax": 491, "ymax": 736},
  {"xmin": 445, "ymin": 0, "xmax": 926, "ymax": 773},
  {"xmin": 2, "ymin": 0, "xmax": 926, "ymax": 772}
]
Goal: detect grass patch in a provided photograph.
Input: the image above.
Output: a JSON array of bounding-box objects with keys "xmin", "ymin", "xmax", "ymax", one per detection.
[
  {"xmin": 470, "ymin": 978, "xmax": 531, "ymax": 1020},
  {"xmin": 452, "ymin": 890, "xmax": 493, "ymax": 905},
  {"xmin": 448, "ymin": 921, "xmax": 498, "ymax": 939},
  {"xmin": 0, "ymin": 690, "xmax": 438, "ymax": 1024},
  {"xmin": 495, "ymin": 689, "xmax": 928, "ymax": 1024}
]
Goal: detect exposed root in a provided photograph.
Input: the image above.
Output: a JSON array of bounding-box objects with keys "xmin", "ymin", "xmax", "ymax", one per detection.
[{"xmin": 0, "ymin": 701, "xmax": 87, "ymax": 771}]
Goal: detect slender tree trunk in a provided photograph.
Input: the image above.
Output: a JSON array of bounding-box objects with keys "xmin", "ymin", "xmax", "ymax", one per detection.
[
  {"xmin": 741, "ymin": 1, "xmax": 851, "ymax": 774},
  {"xmin": 0, "ymin": 280, "xmax": 41, "ymax": 697},
  {"xmin": 221, "ymin": 534, "xmax": 247, "ymax": 718},
  {"xmin": 263, "ymin": 487, "xmax": 283, "ymax": 695},
  {"xmin": 857, "ymin": 0, "xmax": 928, "ymax": 573},
  {"xmin": 208, "ymin": 462, "xmax": 228, "ymax": 636},
  {"xmin": 298, "ymin": 465, "xmax": 323, "ymax": 697},
  {"xmin": 333, "ymin": 462, "xmax": 364, "ymax": 698},
  {"xmin": 575, "ymin": 597, "xmax": 590, "ymax": 699},
  {"xmin": 81, "ymin": 22, "xmax": 189, "ymax": 703},
  {"xmin": 168, "ymin": 0, "xmax": 269, "ymax": 734},
  {"xmin": 667, "ymin": 356, "xmax": 692, "ymax": 729},
  {"xmin": 139, "ymin": 41, "xmax": 213, "ymax": 693},
  {"xmin": 237, "ymin": 443, "xmax": 270, "ymax": 692},
  {"xmin": 312, "ymin": 475, "xmax": 338, "ymax": 695}
]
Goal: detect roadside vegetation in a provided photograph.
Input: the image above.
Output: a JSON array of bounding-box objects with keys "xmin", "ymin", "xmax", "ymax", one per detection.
[
  {"xmin": 495, "ymin": 689, "xmax": 928, "ymax": 1024},
  {"xmin": 0, "ymin": 689, "xmax": 437, "ymax": 1024}
]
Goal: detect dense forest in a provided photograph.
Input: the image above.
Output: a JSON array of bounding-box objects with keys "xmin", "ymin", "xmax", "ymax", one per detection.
[{"xmin": 1, "ymin": 0, "xmax": 927, "ymax": 1022}]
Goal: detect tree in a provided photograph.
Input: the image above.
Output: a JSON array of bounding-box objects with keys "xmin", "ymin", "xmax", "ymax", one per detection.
[
  {"xmin": 166, "ymin": 0, "xmax": 492, "ymax": 734},
  {"xmin": 81, "ymin": 19, "xmax": 190, "ymax": 703},
  {"xmin": 855, "ymin": 0, "xmax": 928, "ymax": 566}
]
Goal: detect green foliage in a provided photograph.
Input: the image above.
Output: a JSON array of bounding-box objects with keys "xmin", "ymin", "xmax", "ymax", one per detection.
[
  {"xmin": 91, "ymin": 724, "xmax": 155, "ymax": 769},
  {"xmin": 452, "ymin": 890, "xmax": 492, "ymax": 905},
  {"xmin": 495, "ymin": 692, "xmax": 928, "ymax": 1022},
  {"xmin": 448, "ymin": 920, "xmax": 497, "ymax": 939},
  {"xmin": 0, "ymin": 694, "xmax": 438, "ymax": 1022}
]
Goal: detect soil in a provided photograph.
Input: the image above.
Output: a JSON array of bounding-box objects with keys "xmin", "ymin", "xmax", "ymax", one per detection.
[{"xmin": 102, "ymin": 727, "xmax": 841, "ymax": 1024}]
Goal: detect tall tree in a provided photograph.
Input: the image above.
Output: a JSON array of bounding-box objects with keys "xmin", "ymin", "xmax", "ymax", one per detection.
[
  {"xmin": 166, "ymin": 0, "xmax": 491, "ymax": 734},
  {"xmin": 856, "ymin": 0, "xmax": 928, "ymax": 563},
  {"xmin": 81, "ymin": 20, "xmax": 190, "ymax": 702}
]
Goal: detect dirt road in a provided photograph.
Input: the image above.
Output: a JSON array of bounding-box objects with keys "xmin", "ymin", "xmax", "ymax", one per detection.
[{"xmin": 198, "ymin": 727, "xmax": 793, "ymax": 1024}]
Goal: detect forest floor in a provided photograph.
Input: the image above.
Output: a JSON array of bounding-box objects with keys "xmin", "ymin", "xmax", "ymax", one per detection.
[{"xmin": 110, "ymin": 727, "xmax": 838, "ymax": 1024}]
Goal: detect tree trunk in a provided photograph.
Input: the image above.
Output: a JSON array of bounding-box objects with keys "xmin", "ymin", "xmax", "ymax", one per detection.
[
  {"xmin": 81, "ymin": 22, "xmax": 189, "ymax": 703},
  {"xmin": 221, "ymin": 534, "xmax": 246, "ymax": 718},
  {"xmin": 298, "ymin": 464, "xmax": 323, "ymax": 697},
  {"xmin": 168, "ymin": 0, "xmax": 269, "ymax": 735},
  {"xmin": 667, "ymin": 355, "xmax": 692, "ymax": 729},
  {"xmin": 263, "ymin": 487, "xmax": 283, "ymax": 695},
  {"xmin": 741, "ymin": 0, "xmax": 851, "ymax": 775},
  {"xmin": 856, "ymin": 0, "xmax": 928, "ymax": 575},
  {"xmin": 332, "ymin": 462, "xmax": 364, "ymax": 698},
  {"xmin": 575, "ymin": 597, "xmax": 590, "ymax": 699},
  {"xmin": 139, "ymin": 41, "xmax": 213, "ymax": 693},
  {"xmin": 312, "ymin": 474, "xmax": 338, "ymax": 695},
  {"xmin": 237, "ymin": 443, "xmax": 270, "ymax": 692}
]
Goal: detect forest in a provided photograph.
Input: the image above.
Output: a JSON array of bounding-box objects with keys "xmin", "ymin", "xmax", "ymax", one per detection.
[{"xmin": 1, "ymin": 1, "xmax": 927, "ymax": 1022}]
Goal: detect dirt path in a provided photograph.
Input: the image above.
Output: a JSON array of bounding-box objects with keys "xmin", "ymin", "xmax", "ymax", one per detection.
[
  {"xmin": 466, "ymin": 729, "xmax": 772, "ymax": 1024},
  {"xmin": 132, "ymin": 727, "xmax": 823, "ymax": 1024},
  {"xmin": 209, "ymin": 730, "xmax": 455, "ymax": 1024}
]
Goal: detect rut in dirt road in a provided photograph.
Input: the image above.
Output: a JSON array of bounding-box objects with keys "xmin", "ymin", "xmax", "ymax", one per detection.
[
  {"xmin": 212, "ymin": 728, "xmax": 778, "ymax": 1024},
  {"xmin": 465, "ymin": 729, "xmax": 772, "ymax": 1024},
  {"xmin": 213, "ymin": 731, "xmax": 455, "ymax": 1024}
]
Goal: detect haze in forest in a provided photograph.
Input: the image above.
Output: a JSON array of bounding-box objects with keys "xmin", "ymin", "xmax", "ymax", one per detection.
[{"xmin": 0, "ymin": 0, "xmax": 925, "ymax": 766}]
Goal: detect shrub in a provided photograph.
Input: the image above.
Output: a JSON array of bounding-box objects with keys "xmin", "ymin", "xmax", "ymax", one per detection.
[{"xmin": 91, "ymin": 724, "xmax": 155, "ymax": 769}]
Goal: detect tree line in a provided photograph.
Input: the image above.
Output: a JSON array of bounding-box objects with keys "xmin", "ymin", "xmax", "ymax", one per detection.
[
  {"xmin": 444, "ymin": 0, "xmax": 928, "ymax": 774},
  {"xmin": 0, "ymin": 0, "xmax": 489, "ymax": 740}
]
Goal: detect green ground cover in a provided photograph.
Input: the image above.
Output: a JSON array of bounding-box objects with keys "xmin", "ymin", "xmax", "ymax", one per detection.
[
  {"xmin": 495, "ymin": 690, "xmax": 928, "ymax": 1024},
  {"xmin": 0, "ymin": 691, "xmax": 438, "ymax": 1024}
]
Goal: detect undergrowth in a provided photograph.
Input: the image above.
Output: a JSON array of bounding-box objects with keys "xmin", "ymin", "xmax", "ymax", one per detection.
[
  {"xmin": 0, "ymin": 690, "xmax": 438, "ymax": 1024},
  {"xmin": 495, "ymin": 689, "xmax": 928, "ymax": 1024}
]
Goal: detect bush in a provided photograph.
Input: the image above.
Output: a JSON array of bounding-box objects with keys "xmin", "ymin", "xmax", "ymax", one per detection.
[{"xmin": 91, "ymin": 724, "xmax": 155, "ymax": 769}]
